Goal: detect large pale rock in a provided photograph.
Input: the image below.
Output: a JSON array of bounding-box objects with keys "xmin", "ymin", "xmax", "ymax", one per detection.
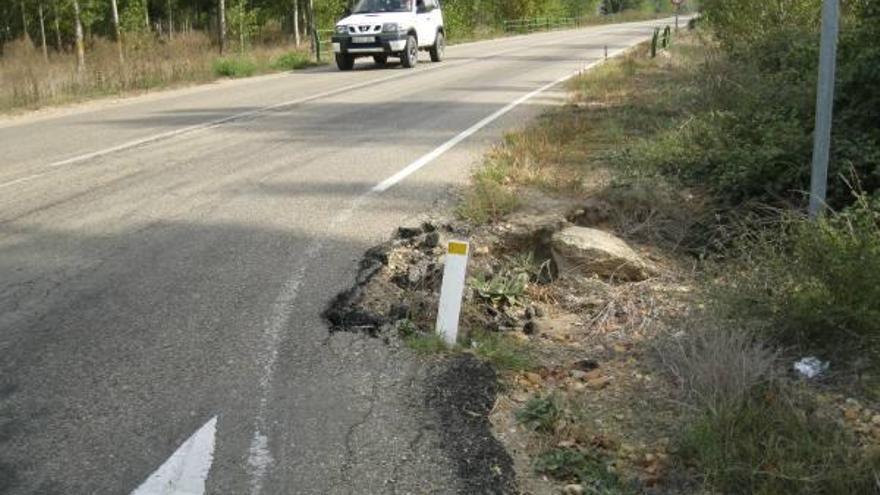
[{"xmin": 551, "ymin": 226, "xmax": 656, "ymax": 281}]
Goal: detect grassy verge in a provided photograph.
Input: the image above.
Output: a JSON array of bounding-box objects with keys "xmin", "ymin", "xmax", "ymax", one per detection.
[
  {"xmin": 459, "ymin": 28, "xmax": 880, "ymax": 494},
  {"xmin": 0, "ymin": 33, "xmax": 321, "ymax": 114}
]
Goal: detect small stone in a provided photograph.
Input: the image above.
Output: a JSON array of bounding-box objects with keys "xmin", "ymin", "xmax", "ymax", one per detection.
[
  {"xmin": 524, "ymin": 372, "xmax": 543, "ymax": 385},
  {"xmin": 569, "ymin": 382, "xmax": 586, "ymax": 393},
  {"xmin": 422, "ymin": 231, "xmax": 440, "ymax": 249},
  {"xmin": 388, "ymin": 302, "xmax": 410, "ymax": 321},
  {"xmin": 397, "ymin": 226, "xmax": 421, "ymax": 239},
  {"xmin": 583, "ymin": 369, "xmax": 603, "ymax": 381},
  {"xmin": 534, "ymin": 305, "xmax": 545, "ymax": 317},
  {"xmin": 524, "ymin": 306, "xmax": 536, "ymax": 320},
  {"xmin": 586, "ymin": 376, "xmax": 611, "ymax": 390},
  {"xmin": 570, "ymin": 370, "xmax": 587, "ymax": 380},
  {"xmin": 523, "ymin": 320, "xmax": 539, "ymax": 335},
  {"xmin": 572, "ymin": 359, "xmax": 599, "ymax": 372},
  {"xmin": 562, "ymin": 484, "xmax": 584, "ymax": 495},
  {"xmin": 872, "ymin": 415, "xmax": 880, "ymax": 426}
]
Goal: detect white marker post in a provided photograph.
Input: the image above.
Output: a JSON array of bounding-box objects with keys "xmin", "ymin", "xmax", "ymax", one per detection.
[{"xmin": 436, "ymin": 241, "xmax": 470, "ymax": 346}]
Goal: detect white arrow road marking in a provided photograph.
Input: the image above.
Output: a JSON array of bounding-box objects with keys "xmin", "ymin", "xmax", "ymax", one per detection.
[{"xmin": 131, "ymin": 416, "xmax": 218, "ymax": 495}]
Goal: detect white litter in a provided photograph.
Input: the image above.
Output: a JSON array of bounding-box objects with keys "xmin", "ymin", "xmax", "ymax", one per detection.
[{"xmin": 794, "ymin": 357, "xmax": 829, "ymax": 379}]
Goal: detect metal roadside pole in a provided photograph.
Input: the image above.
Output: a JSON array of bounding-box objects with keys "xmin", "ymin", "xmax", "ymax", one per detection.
[
  {"xmin": 809, "ymin": 0, "xmax": 840, "ymax": 219},
  {"xmin": 671, "ymin": 0, "xmax": 684, "ymax": 32},
  {"xmin": 313, "ymin": 28, "xmax": 321, "ymax": 63}
]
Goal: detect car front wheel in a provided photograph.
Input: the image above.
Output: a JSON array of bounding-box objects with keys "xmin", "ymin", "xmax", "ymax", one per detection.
[
  {"xmin": 335, "ymin": 53, "xmax": 355, "ymax": 71},
  {"xmin": 430, "ymin": 32, "xmax": 445, "ymax": 62},
  {"xmin": 400, "ymin": 35, "xmax": 418, "ymax": 69}
]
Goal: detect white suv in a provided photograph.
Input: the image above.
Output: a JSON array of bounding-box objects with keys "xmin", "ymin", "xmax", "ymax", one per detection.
[{"xmin": 331, "ymin": 0, "xmax": 445, "ymax": 70}]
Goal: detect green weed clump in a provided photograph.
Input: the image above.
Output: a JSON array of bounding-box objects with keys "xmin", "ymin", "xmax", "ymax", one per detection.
[
  {"xmin": 404, "ymin": 331, "xmax": 450, "ymax": 355},
  {"xmin": 212, "ymin": 57, "xmax": 258, "ymax": 78},
  {"xmin": 270, "ymin": 51, "xmax": 314, "ymax": 71},
  {"xmin": 468, "ymin": 330, "xmax": 534, "ymax": 372},
  {"xmin": 534, "ymin": 448, "xmax": 625, "ymax": 492},
  {"xmin": 516, "ymin": 394, "xmax": 561, "ymax": 432},
  {"xmin": 677, "ymin": 386, "xmax": 880, "ymax": 495},
  {"xmin": 456, "ymin": 174, "xmax": 520, "ymax": 224}
]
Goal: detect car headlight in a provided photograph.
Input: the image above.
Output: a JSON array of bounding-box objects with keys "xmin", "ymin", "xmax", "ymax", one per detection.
[
  {"xmin": 335, "ymin": 25, "xmax": 348, "ymax": 34},
  {"xmin": 382, "ymin": 23, "xmax": 404, "ymax": 33}
]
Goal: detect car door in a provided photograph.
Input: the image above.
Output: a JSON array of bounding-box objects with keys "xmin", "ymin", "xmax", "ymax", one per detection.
[{"xmin": 415, "ymin": 0, "xmax": 437, "ymax": 47}]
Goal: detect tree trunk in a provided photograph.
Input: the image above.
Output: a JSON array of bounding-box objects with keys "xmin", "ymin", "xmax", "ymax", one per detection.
[
  {"xmin": 167, "ymin": 0, "xmax": 173, "ymax": 39},
  {"xmin": 292, "ymin": 0, "xmax": 299, "ymax": 46},
  {"xmin": 218, "ymin": 0, "xmax": 226, "ymax": 53},
  {"xmin": 72, "ymin": 0, "xmax": 85, "ymax": 71},
  {"xmin": 21, "ymin": 0, "xmax": 32, "ymax": 43},
  {"xmin": 38, "ymin": 2, "xmax": 47, "ymax": 60},
  {"xmin": 145, "ymin": 0, "xmax": 151, "ymax": 31},
  {"xmin": 110, "ymin": 0, "xmax": 124, "ymax": 64},
  {"xmin": 52, "ymin": 2, "xmax": 61, "ymax": 50},
  {"xmin": 238, "ymin": 0, "xmax": 244, "ymax": 53}
]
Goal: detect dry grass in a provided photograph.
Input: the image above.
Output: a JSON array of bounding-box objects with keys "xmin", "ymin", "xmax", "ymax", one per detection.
[
  {"xmin": 0, "ymin": 33, "xmax": 314, "ymax": 113},
  {"xmin": 654, "ymin": 324, "xmax": 780, "ymax": 416}
]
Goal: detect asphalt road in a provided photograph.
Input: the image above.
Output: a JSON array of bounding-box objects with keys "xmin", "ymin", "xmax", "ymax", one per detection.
[{"xmin": 0, "ymin": 18, "xmax": 677, "ymax": 495}]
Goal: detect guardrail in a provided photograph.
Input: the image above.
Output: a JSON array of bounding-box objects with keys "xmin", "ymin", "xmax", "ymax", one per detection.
[{"xmin": 502, "ymin": 17, "xmax": 582, "ymax": 33}]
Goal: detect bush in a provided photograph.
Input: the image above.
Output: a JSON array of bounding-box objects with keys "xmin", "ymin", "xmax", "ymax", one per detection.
[
  {"xmin": 516, "ymin": 394, "xmax": 562, "ymax": 432},
  {"xmin": 212, "ymin": 57, "xmax": 258, "ymax": 78},
  {"xmin": 678, "ymin": 385, "xmax": 880, "ymax": 495},
  {"xmin": 721, "ymin": 194, "xmax": 880, "ymax": 362},
  {"xmin": 656, "ymin": 325, "xmax": 780, "ymax": 416},
  {"xmin": 270, "ymin": 51, "xmax": 313, "ymax": 71}
]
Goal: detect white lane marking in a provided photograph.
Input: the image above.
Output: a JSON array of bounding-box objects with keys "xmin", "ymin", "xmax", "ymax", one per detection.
[
  {"xmin": 0, "ymin": 173, "xmax": 47, "ymax": 190},
  {"xmin": 373, "ymin": 47, "xmax": 628, "ymax": 193},
  {"xmin": 131, "ymin": 416, "xmax": 218, "ymax": 495},
  {"xmin": 244, "ymin": 199, "xmax": 365, "ymax": 495}
]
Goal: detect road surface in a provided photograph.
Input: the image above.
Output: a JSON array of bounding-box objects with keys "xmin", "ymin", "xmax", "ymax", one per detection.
[{"xmin": 1, "ymin": 19, "xmax": 675, "ymax": 495}]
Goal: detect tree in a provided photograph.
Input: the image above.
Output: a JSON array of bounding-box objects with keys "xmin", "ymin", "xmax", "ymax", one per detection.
[
  {"xmin": 72, "ymin": 0, "xmax": 85, "ymax": 70},
  {"xmin": 292, "ymin": 0, "xmax": 299, "ymax": 45},
  {"xmin": 52, "ymin": 0, "xmax": 61, "ymax": 50},
  {"xmin": 38, "ymin": 2, "xmax": 48, "ymax": 59},
  {"xmin": 110, "ymin": 0, "xmax": 124, "ymax": 63},
  {"xmin": 218, "ymin": 0, "xmax": 226, "ymax": 52}
]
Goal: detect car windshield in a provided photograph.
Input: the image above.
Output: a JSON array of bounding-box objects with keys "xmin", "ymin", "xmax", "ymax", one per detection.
[{"xmin": 352, "ymin": 0, "xmax": 412, "ymax": 14}]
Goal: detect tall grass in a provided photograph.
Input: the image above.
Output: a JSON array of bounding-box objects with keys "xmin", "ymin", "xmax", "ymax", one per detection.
[{"xmin": 0, "ymin": 33, "xmax": 315, "ymax": 113}]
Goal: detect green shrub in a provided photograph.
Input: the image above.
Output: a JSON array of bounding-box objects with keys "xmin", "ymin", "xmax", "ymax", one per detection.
[
  {"xmin": 455, "ymin": 177, "xmax": 520, "ymax": 224},
  {"xmin": 721, "ymin": 194, "xmax": 880, "ymax": 361},
  {"xmin": 516, "ymin": 394, "xmax": 561, "ymax": 432},
  {"xmin": 468, "ymin": 330, "xmax": 534, "ymax": 372},
  {"xmin": 404, "ymin": 331, "xmax": 450, "ymax": 355},
  {"xmin": 270, "ymin": 51, "xmax": 314, "ymax": 71},
  {"xmin": 678, "ymin": 385, "xmax": 880, "ymax": 495},
  {"xmin": 534, "ymin": 447, "xmax": 624, "ymax": 491},
  {"xmin": 469, "ymin": 269, "xmax": 529, "ymax": 308},
  {"xmin": 212, "ymin": 57, "xmax": 258, "ymax": 78}
]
